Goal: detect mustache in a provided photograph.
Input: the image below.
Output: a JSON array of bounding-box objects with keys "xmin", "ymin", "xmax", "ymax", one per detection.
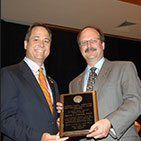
[{"xmin": 85, "ymin": 47, "xmax": 97, "ymax": 53}]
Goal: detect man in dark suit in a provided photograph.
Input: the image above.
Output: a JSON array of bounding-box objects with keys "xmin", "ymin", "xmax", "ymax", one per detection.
[
  {"xmin": 1, "ymin": 22, "xmax": 68, "ymax": 141},
  {"xmin": 68, "ymin": 26, "xmax": 141, "ymax": 140}
]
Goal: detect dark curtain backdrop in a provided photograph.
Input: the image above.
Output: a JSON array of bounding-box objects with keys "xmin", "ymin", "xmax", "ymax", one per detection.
[{"xmin": 1, "ymin": 19, "xmax": 141, "ymax": 94}]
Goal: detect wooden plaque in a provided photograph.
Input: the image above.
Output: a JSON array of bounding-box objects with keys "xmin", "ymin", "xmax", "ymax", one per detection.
[{"xmin": 59, "ymin": 91, "xmax": 99, "ymax": 137}]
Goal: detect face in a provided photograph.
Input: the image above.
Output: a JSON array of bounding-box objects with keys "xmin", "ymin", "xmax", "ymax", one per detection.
[
  {"xmin": 78, "ymin": 28, "xmax": 105, "ymax": 65},
  {"xmin": 24, "ymin": 26, "xmax": 51, "ymax": 66}
]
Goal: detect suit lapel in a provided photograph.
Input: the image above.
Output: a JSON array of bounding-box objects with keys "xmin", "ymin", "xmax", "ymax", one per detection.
[
  {"xmin": 76, "ymin": 72, "xmax": 85, "ymax": 92},
  {"xmin": 19, "ymin": 61, "xmax": 51, "ymax": 113},
  {"xmin": 73, "ymin": 59, "xmax": 112, "ymax": 94},
  {"xmin": 95, "ymin": 59, "xmax": 112, "ymax": 92}
]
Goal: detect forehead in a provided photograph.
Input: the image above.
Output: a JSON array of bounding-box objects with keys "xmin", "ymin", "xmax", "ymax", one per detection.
[
  {"xmin": 30, "ymin": 26, "xmax": 50, "ymax": 37},
  {"xmin": 79, "ymin": 28, "xmax": 100, "ymax": 39}
]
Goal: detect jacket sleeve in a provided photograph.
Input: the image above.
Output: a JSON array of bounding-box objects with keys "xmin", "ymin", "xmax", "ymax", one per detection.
[
  {"xmin": 1, "ymin": 68, "xmax": 43, "ymax": 141},
  {"xmin": 106, "ymin": 62, "xmax": 141, "ymax": 139}
]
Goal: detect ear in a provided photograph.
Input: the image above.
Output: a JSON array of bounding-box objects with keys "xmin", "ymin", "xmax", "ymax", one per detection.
[
  {"xmin": 102, "ymin": 42, "xmax": 105, "ymax": 50},
  {"xmin": 24, "ymin": 41, "xmax": 27, "ymax": 50}
]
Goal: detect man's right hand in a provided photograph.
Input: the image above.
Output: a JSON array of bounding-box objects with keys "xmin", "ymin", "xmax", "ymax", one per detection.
[{"xmin": 41, "ymin": 133, "xmax": 68, "ymax": 141}]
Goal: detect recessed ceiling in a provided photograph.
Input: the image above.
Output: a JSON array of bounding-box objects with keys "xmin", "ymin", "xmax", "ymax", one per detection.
[{"xmin": 1, "ymin": 0, "xmax": 141, "ymax": 41}]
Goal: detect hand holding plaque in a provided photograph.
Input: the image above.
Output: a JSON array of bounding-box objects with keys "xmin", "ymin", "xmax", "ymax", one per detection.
[{"xmin": 59, "ymin": 91, "xmax": 99, "ymax": 137}]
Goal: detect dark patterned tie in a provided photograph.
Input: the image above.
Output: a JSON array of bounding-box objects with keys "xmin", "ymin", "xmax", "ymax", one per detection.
[{"xmin": 86, "ymin": 67, "xmax": 97, "ymax": 91}]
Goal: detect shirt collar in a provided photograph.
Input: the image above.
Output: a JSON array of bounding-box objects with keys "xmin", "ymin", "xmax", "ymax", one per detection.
[
  {"xmin": 24, "ymin": 57, "xmax": 46, "ymax": 74},
  {"xmin": 86, "ymin": 57, "xmax": 105, "ymax": 74}
]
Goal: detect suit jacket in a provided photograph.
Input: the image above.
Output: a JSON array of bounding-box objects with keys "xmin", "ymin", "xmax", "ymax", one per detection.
[
  {"xmin": 1, "ymin": 61, "xmax": 60, "ymax": 141},
  {"xmin": 69, "ymin": 59, "xmax": 141, "ymax": 141}
]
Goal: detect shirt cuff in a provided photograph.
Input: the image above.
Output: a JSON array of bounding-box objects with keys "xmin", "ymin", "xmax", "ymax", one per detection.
[{"xmin": 109, "ymin": 125, "xmax": 117, "ymax": 139}]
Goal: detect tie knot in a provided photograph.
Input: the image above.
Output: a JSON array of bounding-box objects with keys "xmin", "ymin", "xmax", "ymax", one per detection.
[
  {"xmin": 90, "ymin": 67, "xmax": 97, "ymax": 73},
  {"xmin": 38, "ymin": 68, "xmax": 44, "ymax": 76},
  {"xmin": 38, "ymin": 68, "xmax": 46, "ymax": 82},
  {"xmin": 39, "ymin": 68, "xmax": 43, "ymax": 73}
]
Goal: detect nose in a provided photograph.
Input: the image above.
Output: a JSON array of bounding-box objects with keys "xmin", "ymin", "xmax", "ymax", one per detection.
[
  {"xmin": 39, "ymin": 40, "xmax": 44, "ymax": 47},
  {"xmin": 87, "ymin": 40, "xmax": 92, "ymax": 47}
]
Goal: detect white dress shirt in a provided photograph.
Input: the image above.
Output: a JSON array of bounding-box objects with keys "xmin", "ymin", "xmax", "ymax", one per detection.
[
  {"xmin": 24, "ymin": 57, "xmax": 54, "ymax": 103},
  {"xmin": 83, "ymin": 57, "xmax": 105, "ymax": 92}
]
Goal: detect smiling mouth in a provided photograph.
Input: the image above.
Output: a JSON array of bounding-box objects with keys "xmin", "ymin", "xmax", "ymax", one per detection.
[
  {"xmin": 35, "ymin": 48, "xmax": 44, "ymax": 52},
  {"xmin": 37, "ymin": 50, "xmax": 43, "ymax": 52}
]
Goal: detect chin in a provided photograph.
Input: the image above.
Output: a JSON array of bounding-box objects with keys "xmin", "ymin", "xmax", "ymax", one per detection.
[{"xmin": 87, "ymin": 55, "xmax": 95, "ymax": 59}]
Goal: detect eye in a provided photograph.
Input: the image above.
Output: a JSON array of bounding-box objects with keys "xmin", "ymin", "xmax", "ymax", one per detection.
[
  {"xmin": 90, "ymin": 39, "xmax": 98, "ymax": 43},
  {"xmin": 79, "ymin": 41, "xmax": 87, "ymax": 47},
  {"xmin": 44, "ymin": 38, "xmax": 51, "ymax": 44},
  {"xmin": 33, "ymin": 37, "xmax": 38, "ymax": 41}
]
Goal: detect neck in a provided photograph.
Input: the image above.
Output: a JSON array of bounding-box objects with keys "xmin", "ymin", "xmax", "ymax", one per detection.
[
  {"xmin": 33, "ymin": 60, "xmax": 44, "ymax": 67},
  {"xmin": 87, "ymin": 58, "xmax": 102, "ymax": 67}
]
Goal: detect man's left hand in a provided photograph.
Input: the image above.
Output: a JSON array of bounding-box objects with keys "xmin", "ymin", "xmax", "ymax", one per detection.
[{"xmin": 86, "ymin": 119, "xmax": 111, "ymax": 139}]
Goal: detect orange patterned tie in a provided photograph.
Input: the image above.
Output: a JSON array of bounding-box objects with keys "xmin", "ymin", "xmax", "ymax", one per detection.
[{"xmin": 38, "ymin": 68, "xmax": 53, "ymax": 114}]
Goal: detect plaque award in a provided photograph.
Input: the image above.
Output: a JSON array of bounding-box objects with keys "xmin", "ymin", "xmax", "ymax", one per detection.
[{"xmin": 59, "ymin": 91, "xmax": 99, "ymax": 137}]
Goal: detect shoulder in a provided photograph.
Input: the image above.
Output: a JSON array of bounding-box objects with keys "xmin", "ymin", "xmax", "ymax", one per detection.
[
  {"xmin": 106, "ymin": 58, "xmax": 133, "ymax": 65},
  {"xmin": 1, "ymin": 61, "xmax": 26, "ymax": 71},
  {"xmin": 1, "ymin": 64, "xmax": 19, "ymax": 75},
  {"xmin": 105, "ymin": 59, "xmax": 138, "ymax": 77},
  {"xmin": 105, "ymin": 59, "xmax": 136, "ymax": 68},
  {"xmin": 1, "ymin": 61, "xmax": 26, "ymax": 75},
  {"xmin": 1, "ymin": 64, "xmax": 18, "ymax": 70},
  {"xmin": 69, "ymin": 71, "xmax": 85, "ymax": 85}
]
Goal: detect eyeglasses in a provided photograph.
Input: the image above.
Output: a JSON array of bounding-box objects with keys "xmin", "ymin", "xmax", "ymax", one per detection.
[{"xmin": 79, "ymin": 38, "xmax": 100, "ymax": 47}]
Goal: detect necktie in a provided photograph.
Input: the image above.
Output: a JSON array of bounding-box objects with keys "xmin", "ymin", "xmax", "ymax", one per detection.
[
  {"xmin": 38, "ymin": 68, "xmax": 53, "ymax": 114},
  {"xmin": 86, "ymin": 67, "xmax": 97, "ymax": 91}
]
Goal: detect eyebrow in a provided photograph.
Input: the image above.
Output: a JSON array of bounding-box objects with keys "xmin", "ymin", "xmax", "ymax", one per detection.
[
  {"xmin": 30, "ymin": 35, "xmax": 50, "ymax": 39},
  {"xmin": 30, "ymin": 35, "xmax": 39, "ymax": 38}
]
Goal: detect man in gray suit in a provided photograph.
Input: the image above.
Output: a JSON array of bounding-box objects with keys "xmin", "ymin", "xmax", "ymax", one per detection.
[{"xmin": 69, "ymin": 26, "xmax": 141, "ymax": 140}]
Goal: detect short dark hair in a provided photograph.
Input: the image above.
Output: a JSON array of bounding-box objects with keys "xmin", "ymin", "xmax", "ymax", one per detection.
[
  {"xmin": 77, "ymin": 26, "xmax": 105, "ymax": 44},
  {"xmin": 24, "ymin": 22, "xmax": 52, "ymax": 41}
]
